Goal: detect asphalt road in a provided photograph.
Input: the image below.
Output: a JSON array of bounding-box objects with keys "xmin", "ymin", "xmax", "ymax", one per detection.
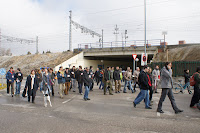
[{"xmin": 0, "ymin": 81, "xmax": 199, "ymax": 133}]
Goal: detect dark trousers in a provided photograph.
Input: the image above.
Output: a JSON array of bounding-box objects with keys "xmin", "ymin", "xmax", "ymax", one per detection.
[
  {"xmin": 134, "ymin": 82, "xmax": 138, "ymax": 91},
  {"xmin": 78, "ymin": 82, "xmax": 83, "ymax": 93},
  {"xmin": 190, "ymin": 87, "xmax": 200, "ymax": 107},
  {"xmin": 7, "ymin": 81, "xmax": 14, "ymax": 95},
  {"xmin": 157, "ymin": 88, "xmax": 179, "ymax": 112},
  {"xmin": 28, "ymin": 90, "xmax": 35, "ymax": 103},
  {"xmin": 90, "ymin": 81, "xmax": 94, "ymax": 90},
  {"xmin": 51, "ymin": 85, "xmax": 54, "ymax": 96},
  {"xmin": 96, "ymin": 78, "xmax": 100, "ymax": 85},
  {"xmin": 149, "ymin": 86, "xmax": 153, "ymax": 101}
]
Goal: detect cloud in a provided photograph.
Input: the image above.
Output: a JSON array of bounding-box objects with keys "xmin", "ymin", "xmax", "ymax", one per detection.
[{"xmin": 0, "ymin": 0, "xmax": 199, "ymax": 55}]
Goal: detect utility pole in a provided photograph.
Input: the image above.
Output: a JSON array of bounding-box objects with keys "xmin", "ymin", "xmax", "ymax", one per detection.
[
  {"xmin": 125, "ymin": 30, "xmax": 128, "ymax": 47},
  {"xmin": 113, "ymin": 25, "xmax": 119, "ymax": 47},
  {"xmin": 121, "ymin": 33, "xmax": 124, "ymax": 48},
  {"xmin": 69, "ymin": 10, "xmax": 72, "ymax": 51},
  {"xmin": 36, "ymin": 36, "xmax": 39, "ymax": 54},
  {"xmin": 102, "ymin": 29, "xmax": 104, "ymax": 48},
  {"xmin": 144, "ymin": 0, "xmax": 147, "ymax": 65}
]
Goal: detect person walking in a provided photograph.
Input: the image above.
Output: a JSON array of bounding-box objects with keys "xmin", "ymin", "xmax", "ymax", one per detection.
[
  {"xmin": 147, "ymin": 67, "xmax": 153, "ymax": 104},
  {"xmin": 57, "ymin": 66, "xmax": 66, "ymax": 99},
  {"xmin": 6, "ymin": 67, "xmax": 15, "ymax": 97},
  {"xmin": 157, "ymin": 62, "xmax": 183, "ymax": 114},
  {"xmin": 40, "ymin": 68, "xmax": 45, "ymax": 92},
  {"xmin": 64, "ymin": 68, "xmax": 71, "ymax": 95},
  {"xmin": 76, "ymin": 66, "xmax": 84, "ymax": 95},
  {"xmin": 190, "ymin": 67, "xmax": 200, "ymax": 108},
  {"xmin": 83, "ymin": 67, "xmax": 92, "ymax": 101},
  {"xmin": 103, "ymin": 67, "xmax": 113, "ymax": 95},
  {"xmin": 49, "ymin": 68, "xmax": 56, "ymax": 96},
  {"xmin": 42, "ymin": 69, "xmax": 52, "ymax": 107},
  {"xmin": 123, "ymin": 67, "xmax": 134, "ymax": 93},
  {"xmin": 114, "ymin": 66, "xmax": 121, "ymax": 93},
  {"xmin": 152, "ymin": 65, "xmax": 160, "ymax": 93},
  {"xmin": 71, "ymin": 66, "xmax": 77, "ymax": 92},
  {"xmin": 95, "ymin": 68, "xmax": 100, "ymax": 86},
  {"xmin": 14, "ymin": 68, "xmax": 23, "ymax": 96},
  {"xmin": 133, "ymin": 67, "xmax": 140, "ymax": 92},
  {"xmin": 89, "ymin": 66, "xmax": 94, "ymax": 91},
  {"xmin": 25, "ymin": 70, "xmax": 39, "ymax": 103},
  {"xmin": 99, "ymin": 70, "xmax": 104, "ymax": 90},
  {"xmin": 133, "ymin": 65, "xmax": 152, "ymax": 109},
  {"xmin": 110, "ymin": 67, "xmax": 115, "ymax": 90},
  {"xmin": 183, "ymin": 69, "xmax": 192, "ymax": 94}
]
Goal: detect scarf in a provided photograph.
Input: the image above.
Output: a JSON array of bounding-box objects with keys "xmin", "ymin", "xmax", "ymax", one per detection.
[
  {"xmin": 59, "ymin": 70, "xmax": 64, "ymax": 76},
  {"xmin": 31, "ymin": 74, "xmax": 35, "ymax": 90},
  {"xmin": 147, "ymin": 74, "xmax": 152, "ymax": 87}
]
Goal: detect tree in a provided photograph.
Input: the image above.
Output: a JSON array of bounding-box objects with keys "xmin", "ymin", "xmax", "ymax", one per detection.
[{"xmin": 27, "ymin": 51, "xmax": 31, "ymax": 55}]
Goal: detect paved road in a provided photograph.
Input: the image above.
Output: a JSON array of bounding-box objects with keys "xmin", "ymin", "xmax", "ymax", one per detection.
[{"xmin": 0, "ymin": 82, "xmax": 199, "ymax": 133}]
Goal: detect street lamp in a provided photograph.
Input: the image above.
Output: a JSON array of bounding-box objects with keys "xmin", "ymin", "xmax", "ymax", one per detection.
[{"xmin": 144, "ymin": 0, "xmax": 147, "ymax": 65}]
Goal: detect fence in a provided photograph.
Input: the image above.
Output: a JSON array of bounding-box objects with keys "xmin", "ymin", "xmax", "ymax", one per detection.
[{"xmin": 149, "ymin": 61, "xmax": 200, "ymax": 77}]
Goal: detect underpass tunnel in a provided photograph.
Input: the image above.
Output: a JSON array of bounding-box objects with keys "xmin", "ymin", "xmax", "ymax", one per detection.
[{"xmin": 84, "ymin": 54, "xmax": 154, "ymax": 70}]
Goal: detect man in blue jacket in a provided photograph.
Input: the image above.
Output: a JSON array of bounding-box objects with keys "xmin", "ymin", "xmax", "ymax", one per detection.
[{"xmin": 6, "ymin": 67, "xmax": 15, "ymax": 97}]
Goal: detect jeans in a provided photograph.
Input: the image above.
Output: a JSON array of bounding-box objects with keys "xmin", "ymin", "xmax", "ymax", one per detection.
[
  {"xmin": 84, "ymin": 86, "xmax": 90, "ymax": 99},
  {"xmin": 78, "ymin": 82, "xmax": 83, "ymax": 93},
  {"xmin": 40, "ymin": 82, "xmax": 43, "ymax": 92},
  {"xmin": 124, "ymin": 80, "xmax": 133, "ymax": 92},
  {"xmin": 15, "ymin": 82, "xmax": 21, "ymax": 95},
  {"xmin": 182, "ymin": 82, "xmax": 190, "ymax": 91},
  {"xmin": 99, "ymin": 79, "xmax": 104, "ymax": 89},
  {"xmin": 134, "ymin": 89, "xmax": 150, "ymax": 108},
  {"xmin": 71, "ymin": 79, "xmax": 76, "ymax": 91}
]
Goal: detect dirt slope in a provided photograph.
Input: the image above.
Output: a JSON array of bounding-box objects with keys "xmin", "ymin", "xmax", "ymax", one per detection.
[{"xmin": 0, "ymin": 51, "xmax": 76, "ymax": 76}]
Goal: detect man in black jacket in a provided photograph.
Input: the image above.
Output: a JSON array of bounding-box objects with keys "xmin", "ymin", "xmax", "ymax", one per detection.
[
  {"xmin": 114, "ymin": 66, "xmax": 121, "ymax": 93},
  {"xmin": 76, "ymin": 66, "xmax": 84, "ymax": 95},
  {"xmin": 103, "ymin": 67, "xmax": 113, "ymax": 95},
  {"xmin": 95, "ymin": 68, "xmax": 100, "ymax": 85},
  {"xmin": 70, "ymin": 66, "xmax": 77, "ymax": 92},
  {"xmin": 64, "ymin": 68, "xmax": 71, "ymax": 95},
  {"xmin": 133, "ymin": 65, "xmax": 152, "ymax": 109},
  {"xmin": 14, "ymin": 68, "xmax": 23, "ymax": 96},
  {"xmin": 83, "ymin": 67, "xmax": 92, "ymax": 101}
]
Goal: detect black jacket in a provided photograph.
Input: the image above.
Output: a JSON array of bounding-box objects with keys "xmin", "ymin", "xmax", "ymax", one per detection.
[
  {"xmin": 104, "ymin": 69, "xmax": 110, "ymax": 81},
  {"xmin": 138, "ymin": 70, "xmax": 149, "ymax": 90},
  {"xmin": 83, "ymin": 71, "xmax": 92, "ymax": 86},
  {"xmin": 15, "ymin": 72, "xmax": 23, "ymax": 82},
  {"xmin": 113, "ymin": 69, "xmax": 121, "ymax": 80},
  {"xmin": 76, "ymin": 70, "xmax": 84, "ymax": 83},
  {"xmin": 25, "ymin": 75, "xmax": 39, "ymax": 97},
  {"xmin": 65, "ymin": 71, "xmax": 71, "ymax": 82},
  {"xmin": 184, "ymin": 72, "xmax": 190, "ymax": 83},
  {"xmin": 95, "ymin": 71, "xmax": 100, "ymax": 79},
  {"xmin": 70, "ymin": 69, "xmax": 76, "ymax": 79}
]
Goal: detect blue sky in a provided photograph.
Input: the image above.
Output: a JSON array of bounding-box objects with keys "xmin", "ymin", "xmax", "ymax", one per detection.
[{"xmin": 0, "ymin": 0, "xmax": 200, "ymax": 55}]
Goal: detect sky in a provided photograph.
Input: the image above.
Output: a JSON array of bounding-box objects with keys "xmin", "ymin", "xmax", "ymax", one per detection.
[{"xmin": 0, "ymin": 0, "xmax": 200, "ymax": 55}]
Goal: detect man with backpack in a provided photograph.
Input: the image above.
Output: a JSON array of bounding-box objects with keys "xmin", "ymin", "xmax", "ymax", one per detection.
[
  {"xmin": 6, "ymin": 67, "xmax": 15, "ymax": 97},
  {"xmin": 190, "ymin": 66, "xmax": 200, "ymax": 108}
]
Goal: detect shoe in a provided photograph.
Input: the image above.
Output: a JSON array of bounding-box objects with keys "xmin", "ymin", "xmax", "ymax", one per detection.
[
  {"xmin": 73, "ymin": 90, "xmax": 76, "ymax": 92},
  {"xmin": 123, "ymin": 91, "xmax": 127, "ymax": 93},
  {"xmin": 44, "ymin": 104, "xmax": 47, "ymax": 107},
  {"xmin": 104, "ymin": 93, "xmax": 106, "ymax": 95},
  {"xmin": 115, "ymin": 92, "xmax": 118, "ymax": 93},
  {"xmin": 145, "ymin": 107, "xmax": 152, "ymax": 109},
  {"xmin": 84, "ymin": 98, "xmax": 87, "ymax": 101},
  {"xmin": 157, "ymin": 110, "xmax": 164, "ymax": 113},
  {"xmin": 118, "ymin": 91, "xmax": 120, "ymax": 93},
  {"xmin": 149, "ymin": 103, "xmax": 153, "ymax": 106},
  {"xmin": 132, "ymin": 91, "xmax": 134, "ymax": 93},
  {"xmin": 50, "ymin": 104, "xmax": 52, "ymax": 107},
  {"xmin": 32, "ymin": 101, "xmax": 35, "ymax": 104},
  {"xmin": 155, "ymin": 91, "xmax": 158, "ymax": 93},
  {"xmin": 60, "ymin": 96, "xmax": 64, "ymax": 99},
  {"xmin": 175, "ymin": 110, "xmax": 183, "ymax": 114},
  {"xmin": 11, "ymin": 94, "xmax": 13, "ymax": 97},
  {"xmin": 133, "ymin": 102, "xmax": 136, "ymax": 108},
  {"xmin": 80, "ymin": 93, "xmax": 83, "ymax": 95},
  {"xmin": 109, "ymin": 93, "xmax": 113, "ymax": 95},
  {"xmin": 87, "ymin": 98, "xmax": 90, "ymax": 100}
]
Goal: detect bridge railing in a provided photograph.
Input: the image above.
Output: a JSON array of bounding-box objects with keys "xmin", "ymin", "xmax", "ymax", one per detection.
[{"xmin": 77, "ymin": 39, "xmax": 164, "ymax": 51}]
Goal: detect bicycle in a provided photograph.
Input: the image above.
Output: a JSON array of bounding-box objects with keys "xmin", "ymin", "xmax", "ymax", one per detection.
[{"xmin": 174, "ymin": 80, "xmax": 193, "ymax": 94}]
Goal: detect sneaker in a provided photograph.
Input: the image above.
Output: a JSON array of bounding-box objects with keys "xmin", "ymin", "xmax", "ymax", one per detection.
[
  {"xmin": 84, "ymin": 98, "xmax": 87, "ymax": 101},
  {"xmin": 87, "ymin": 98, "xmax": 90, "ymax": 100},
  {"xmin": 11, "ymin": 94, "xmax": 13, "ymax": 97},
  {"xmin": 109, "ymin": 93, "xmax": 113, "ymax": 95},
  {"xmin": 145, "ymin": 107, "xmax": 152, "ymax": 109},
  {"xmin": 73, "ymin": 90, "xmax": 76, "ymax": 92},
  {"xmin": 118, "ymin": 91, "xmax": 120, "ymax": 93},
  {"xmin": 123, "ymin": 91, "xmax": 127, "ymax": 93},
  {"xmin": 50, "ymin": 104, "xmax": 52, "ymax": 107},
  {"xmin": 157, "ymin": 110, "xmax": 164, "ymax": 113},
  {"xmin": 175, "ymin": 110, "xmax": 183, "ymax": 114},
  {"xmin": 133, "ymin": 102, "xmax": 136, "ymax": 108},
  {"xmin": 44, "ymin": 104, "xmax": 47, "ymax": 107}
]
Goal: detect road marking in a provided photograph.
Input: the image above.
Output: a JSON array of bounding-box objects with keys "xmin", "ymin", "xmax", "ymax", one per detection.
[
  {"xmin": 2, "ymin": 104, "xmax": 35, "ymax": 109},
  {"xmin": 62, "ymin": 95, "xmax": 76, "ymax": 104},
  {"xmin": 157, "ymin": 112, "xmax": 160, "ymax": 117}
]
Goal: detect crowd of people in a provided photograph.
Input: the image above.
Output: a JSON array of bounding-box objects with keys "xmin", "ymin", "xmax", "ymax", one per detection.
[{"xmin": 5, "ymin": 63, "xmax": 200, "ymax": 112}]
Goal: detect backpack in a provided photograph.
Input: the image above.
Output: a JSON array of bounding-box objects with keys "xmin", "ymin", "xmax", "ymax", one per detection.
[{"xmin": 190, "ymin": 72, "xmax": 198, "ymax": 86}]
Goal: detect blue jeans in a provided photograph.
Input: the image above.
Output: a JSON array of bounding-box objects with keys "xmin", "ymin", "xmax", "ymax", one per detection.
[
  {"xmin": 124, "ymin": 80, "xmax": 134, "ymax": 92},
  {"xmin": 15, "ymin": 82, "xmax": 21, "ymax": 95},
  {"xmin": 84, "ymin": 86, "xmax": 90, "ymax": 99},
  {"xmin": 134, "ymin": 89, "xmax": 150, "ymax": 108},
  {"xmin": 40, "ymin": 82, "xmax": 43, "ymax": 91},
  {"xmin": 99, "ymin": 79, "xmax": 104, "ymax": 89},
  {"xmin": 78, "ymin": 82, "xmax": 83, "ymax": 93}
]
